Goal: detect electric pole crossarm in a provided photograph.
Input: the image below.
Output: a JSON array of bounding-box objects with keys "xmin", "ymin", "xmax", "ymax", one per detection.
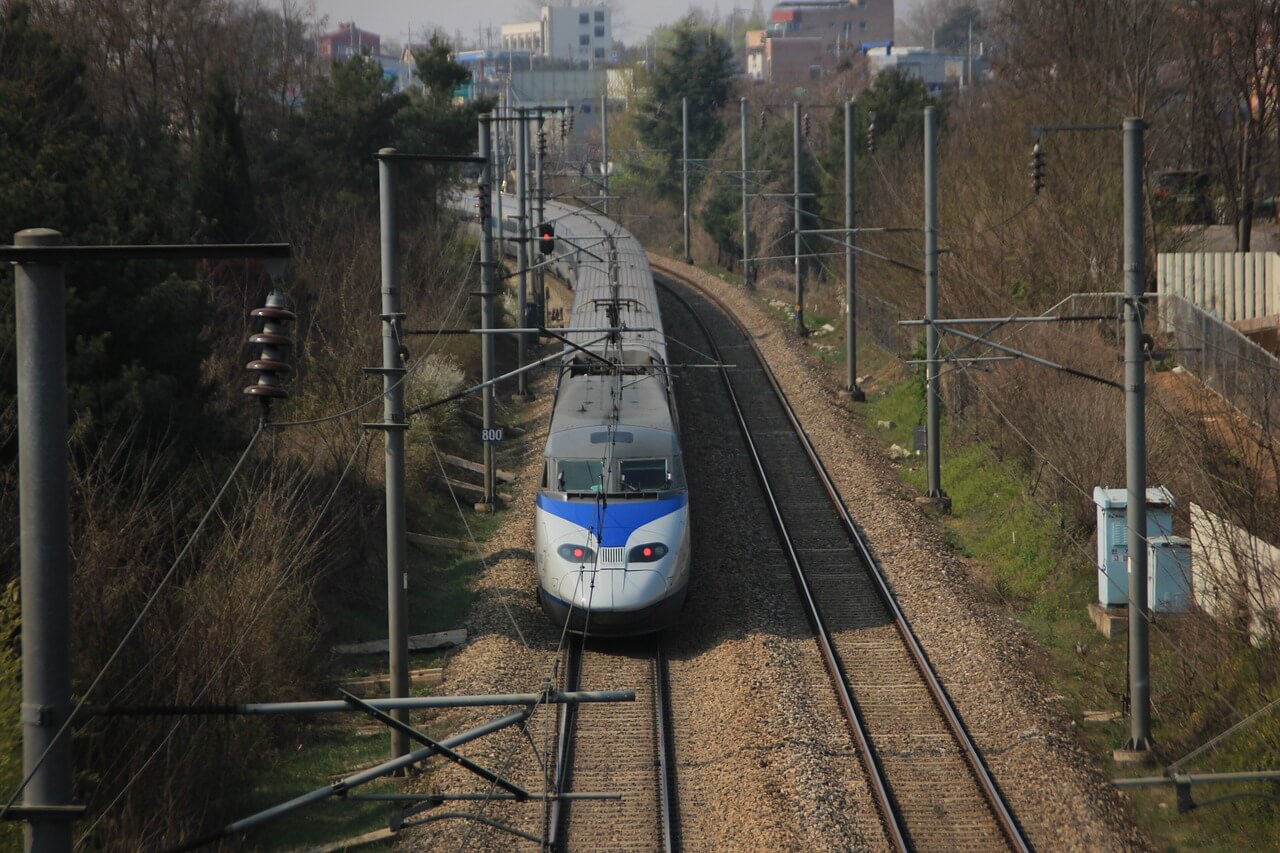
[
  {"xmin": 167, "ymin": 709, "xmax": 535, "ymax": 852},
  {"xmin": 406, "ymin": 339, "xmax": 608, "ymax": 417},
  {"xmin": 339, "ymin": 690, "xmax": 529, "ymax": 799},
  {"xmin": 926, "ymin": 323, "xmax": 1124, "ymax": 389}
]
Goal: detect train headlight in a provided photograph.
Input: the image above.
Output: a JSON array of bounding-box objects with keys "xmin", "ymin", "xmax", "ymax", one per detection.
[
  {"xmin": 628, "ymin": 543, "xmax": 668, "ymax": 562},
  {"xmin": 557, "ymin": 544, "xmax": 595, "ymax": 563}
]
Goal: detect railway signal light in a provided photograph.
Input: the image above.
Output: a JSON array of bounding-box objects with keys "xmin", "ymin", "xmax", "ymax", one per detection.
[
  {"xmin": 1031, "ymin": 142, "xmax": 1045, "ymax": 195},
  {"xmin": 538, "ymin": 222, "xmax": 555, "ymax": 255}
]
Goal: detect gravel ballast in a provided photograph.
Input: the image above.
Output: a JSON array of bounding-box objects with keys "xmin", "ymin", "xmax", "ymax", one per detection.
[{"xmin": 651, "ymin": 254, "xmax": 1151, "ymax": 852}]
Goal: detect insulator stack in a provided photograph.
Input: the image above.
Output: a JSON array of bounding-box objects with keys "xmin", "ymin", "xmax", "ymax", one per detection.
[
  {"xmin": 244, "ymin": 288, "xmax": 295, "ymax": 409},
  {"xmin": 759, "ymin": 110, "xmax": 766, "ymax": 129},
  {"xmin": 538, "ymin": 128, "xmax": 547, "ymax": 158},
  {"xmin": 478, "ymin": 181, "xmax": 490, "ymax": 224}
]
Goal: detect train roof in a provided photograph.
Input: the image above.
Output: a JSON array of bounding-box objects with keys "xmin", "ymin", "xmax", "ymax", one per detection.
[{"xmin": 537, "ymin": 198, "xmax": 666, "ymax": 363}]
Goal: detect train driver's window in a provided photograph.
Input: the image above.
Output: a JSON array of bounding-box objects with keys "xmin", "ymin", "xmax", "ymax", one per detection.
[
  {"xmin": 619, "ymin": 458, "xmax": 668, "ymax": 492},
  {"xmin": 559, "ymin": 459, "xmax": 603, "ymax": 492}
]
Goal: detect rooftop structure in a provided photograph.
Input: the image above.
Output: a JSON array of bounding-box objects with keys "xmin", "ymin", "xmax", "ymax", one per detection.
[
  {"xmin": 500, "ymin": 4, "xmax": 614, "ymax": 66},
  {"xmin": 318, "ymin": 22, "xmax": 380, "ymax": 60}
]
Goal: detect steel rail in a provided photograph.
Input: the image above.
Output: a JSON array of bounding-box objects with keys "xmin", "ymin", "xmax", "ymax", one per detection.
[
  {"xmin": 546, "ymin": 642, "xmax": 581, "ymax": 851},
  {"xmin": 655, "ymin": 261, "xmax": 1032, "ymax": 853},
  {"xmin": 655, "ymin": 637, "xmax": 679, "ymax": 852},
  {"xmin": 547, "ymin": 638, "xmax": 677, "ymax": 852},
  {"xmin": 652, "ymin": 274, "xmax": 908, "ymax": 853}
]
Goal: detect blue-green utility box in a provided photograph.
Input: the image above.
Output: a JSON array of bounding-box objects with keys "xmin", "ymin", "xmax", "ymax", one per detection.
[
  {"xmin": 1147, "ymin": 535, "xmax": 1193, "ymax": 613},
  {"xmin": 1093, "ymin": 486, "xmax": 1175, "ymax": 606}
]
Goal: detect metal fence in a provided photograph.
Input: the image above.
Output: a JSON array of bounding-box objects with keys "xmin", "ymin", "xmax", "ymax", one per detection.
[{"xmin": 855, "ymin": 289, "xmax": 914, "ymax": 357}]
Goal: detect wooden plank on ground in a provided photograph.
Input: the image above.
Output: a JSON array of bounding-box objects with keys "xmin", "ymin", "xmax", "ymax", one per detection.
[
  {"xmin": 338, "ymin": 668, "xmax": 444, "ymax": 695},
  {"xmin": 332, "ymin": 629, "xmax": 467, "ymax": 656},
  {"xmin": 437, "ymin": 478, "xmax": 514, "ymax": 504},
  {"xmin": 459, "ymin": 409, "xmax": 526, "ymax": 436},
  {"xmin": 298, "ymin": 827, "xmax": 395, "ymax": 852},
  {"xmin": 406, "ymin": 532, "xmax": 469, "ymax": 550},
  {"xmin": 439, "ymin": 452, "xmax": 516, "ymax": 482}
]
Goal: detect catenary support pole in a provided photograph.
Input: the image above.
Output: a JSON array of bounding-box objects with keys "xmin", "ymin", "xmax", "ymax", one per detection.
[
  {"xmin": 793, "ymin": 102, "xmax": 806, "ymax": 336},
  {"xmin": 535, "ymin": 113, "xmax": 547, "ymax": 329},
  {"xmin": 682, "ymin": 97, "xmax": 691, "ymax": 264},
  {"xmin": 494, "ymin": 102, "xmax": 505, "ymax": 264},
  {"xmin": 377, "ymin": 151, "xmax": 410, "ymax": 762},
  {"xmin": 845, "ymin": 99, "xmax": 865, "ymax": 400},
  {"xmin": 923, "ymin": 106, "xmax": 947, "ymax": 506},
  {"xmin": 515, "ymin": 110, "xmax": 530, "ymax": 398},
  {"xmin": 1121, "ymin": 116, "xmax": 1152, "ymax": 757},
  {"xmin": 15, "ymin": 228, "xmax": 74, "ymax": 853},
  {"xmin": 741, "ymin": 96, "xmax": 752, "ymax": 287},
  {"xmin": 478, "ymin": 119, "xmax": 498, "ymax": 510},
  {"xmin": 600, "ymin": 94, "xmax": 609, "ymax": 216}
]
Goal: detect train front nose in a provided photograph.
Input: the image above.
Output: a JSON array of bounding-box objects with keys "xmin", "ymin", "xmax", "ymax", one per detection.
[
  {"xmin": 542, "ymin": 568, "xmax": 683, "ymax": 636},
  {"xmin": 556, "ymin": 568, "xmax": 667, "ymax": 612}
]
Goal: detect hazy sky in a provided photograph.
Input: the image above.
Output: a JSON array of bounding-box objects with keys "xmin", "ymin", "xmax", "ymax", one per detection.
[
  {"xmin": 310, "ymin": 0, "xmax": 708, "ymax": 44},
  {"xmin": 310, "ymin": 0, "xmax": 921, "ymax": 46}
]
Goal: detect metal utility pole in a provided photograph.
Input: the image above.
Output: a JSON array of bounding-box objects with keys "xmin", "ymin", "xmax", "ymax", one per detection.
[
  {"xmin": 600, "ymin": 93, "xmax": 609, "ymax": 216},
  {"xmin": 515, "ymin": 110, "xmax": 531, "ymax": 399},
  {"xmin": 845, "ymin": 100, "xmax": 865, "ymax": 401},
  {"xmin": 377, "ymin": 150, "xmax": 411, "ymax": 762},
  {"xmin": 1122, "ymin": 116, "xmax": 1152, "ymax": 758},
  {"xmin": 535, "ymin": 114, "xmax": 547, "ymax": 328},
  {"xmin": 793, "ymin": 102, "xmax": 806, "ymax": 336},
  {"xmin": 478, "ymin": 119, "xmax": 498, "ymax": 510},
  {"xmin": 15, "ymin": 227, "xmax": 73, "ymax": 853},
  {"xmin": 923, "ymin": 106, "xmax": 947, "ymax": 506},
  {"xmin": 682, "ymin": 96, "xmax": 691, "ymax": 264},
  {"xmin": 494, "ymin": 102, "xmax": 505, "ymax": 263},
  {"xmin": 741, "ymin": 96, "xmax": 752, "ymax": 287}
]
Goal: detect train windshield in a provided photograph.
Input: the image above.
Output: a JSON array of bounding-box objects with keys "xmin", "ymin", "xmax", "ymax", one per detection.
[
  {"xmin": 619, "ymin": 458, "xmax": 668, "ymax": 492},
  {"xmin": 558, "ymin": 460, "xmax": 604, "ymax": 492}
]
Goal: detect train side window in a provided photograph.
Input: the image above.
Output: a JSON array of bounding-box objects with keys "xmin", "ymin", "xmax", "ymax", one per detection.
[{"xmin": 559, "ymin": 459, "xmax": 603, "ymax": 492}]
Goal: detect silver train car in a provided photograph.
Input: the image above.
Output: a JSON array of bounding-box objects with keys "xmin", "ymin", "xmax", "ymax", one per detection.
[{"xmin": 501, "ymin": 196, "xmax": 690, "ymax": 636}]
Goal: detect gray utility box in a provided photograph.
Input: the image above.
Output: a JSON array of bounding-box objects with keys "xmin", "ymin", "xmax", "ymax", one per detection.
[
  {"xmin": 1093, "ymin": 486, "xmax": 1176, "ymax": 606},
  {"xmin": 1148, "ymin": 535, "xmax": 1193, "ymax": 613}
]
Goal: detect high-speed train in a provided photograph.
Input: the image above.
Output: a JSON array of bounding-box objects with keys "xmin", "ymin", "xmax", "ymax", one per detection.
[{"xmin": 496, "ymin": 195, "xmax": 691, "ymax": 636}]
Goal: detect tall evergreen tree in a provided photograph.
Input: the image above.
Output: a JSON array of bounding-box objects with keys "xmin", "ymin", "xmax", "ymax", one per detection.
[
  {"xmin": 190, "ymin": 64, "xmax": 255, "ymax": 241},
  {"xmin": 634, "ymin": 19, "xmax": 734, "ymax": 198}
]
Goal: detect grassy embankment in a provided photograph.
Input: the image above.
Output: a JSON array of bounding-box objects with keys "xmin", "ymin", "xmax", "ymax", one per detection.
[{"xmin": 827, "ymin": 316, "xmax": 1280, "ymax": 852}]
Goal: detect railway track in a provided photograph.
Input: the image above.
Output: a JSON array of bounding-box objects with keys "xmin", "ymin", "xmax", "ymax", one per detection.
[
  {"xmin": 548, "ymin": 636, "xmax": 678, "ymax": 852},
  {"xmin": 655, "ymin": 265, "xmax": 1031, "ymax": 853}
]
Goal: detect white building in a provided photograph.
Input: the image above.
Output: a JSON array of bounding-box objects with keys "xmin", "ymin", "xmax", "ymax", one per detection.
[
  {"xmin": 501, "ymin": 4, "xmax": 613, "ymax": 65},
  {"xmin": 864, "ymin": 45, "xmax": 985, "ymax": 93}
]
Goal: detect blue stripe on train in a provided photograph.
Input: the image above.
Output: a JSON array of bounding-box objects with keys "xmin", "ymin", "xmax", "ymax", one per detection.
[{"xmin": 536, "ymin": 493, "xmax": 686, "ymax": 547}]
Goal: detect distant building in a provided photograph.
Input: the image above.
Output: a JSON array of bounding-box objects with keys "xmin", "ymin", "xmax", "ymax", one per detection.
[
  {"xmin": 864, "ymin": 44, "xmax": 987, "ymax": 94},
  {"xmin": 500, "ymin": 4, "xmax": 613, "ymax": 65},
  {"xmin": 768, "ymin": 0, "xmax": 893, "ymax": 57},
  {"xmin": 746, "ymin": 0, "xmax": 894, "ymax": 82},
  {"xmin": 318, "ymin": 22, "xmax": 380, "ymax": 60}
]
